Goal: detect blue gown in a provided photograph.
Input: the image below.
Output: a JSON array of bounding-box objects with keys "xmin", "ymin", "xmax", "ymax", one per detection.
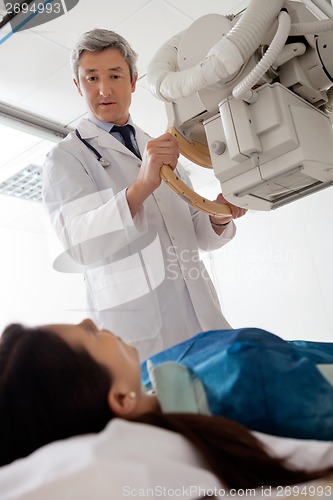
[{"xmin": 141, "ymin": 328, "xmax": 333, "ymax": 440}]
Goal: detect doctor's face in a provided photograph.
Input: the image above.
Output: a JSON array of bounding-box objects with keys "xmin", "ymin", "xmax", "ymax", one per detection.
[
  {"xmin": 75, "ymin": 48, "xmax": 137, "ymax": 125},
  {"xmin": 45, "ymin": 319, "xmax": 142, "ymax": 394}
]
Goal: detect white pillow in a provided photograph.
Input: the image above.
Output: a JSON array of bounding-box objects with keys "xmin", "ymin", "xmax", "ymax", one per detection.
[
  {"xmin": 255, "ymin": 431, "xmax": 333, "ymax": 470},
  {"xmin": 0, "ymin": 419, "xmax": 222, "ymax": 500},
  {"xmin": 1, "ymin": 419, "xmax": 333, "ymax": 500}
]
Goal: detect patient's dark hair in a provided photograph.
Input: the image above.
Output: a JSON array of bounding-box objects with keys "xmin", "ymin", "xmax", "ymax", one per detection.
[
  {"xmin": 137, "ymin": 413, "xmax": 332, "ymax": 490},
  {"xmin": 0, "ymin": 324, "xmax": 113, "ymax": 467},
  {"xmin": 0, "ymin": 324, "xmax": 331, "ymax": 488}
]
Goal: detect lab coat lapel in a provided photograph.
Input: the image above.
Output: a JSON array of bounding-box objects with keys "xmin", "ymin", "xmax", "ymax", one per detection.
[
  {"xmin": 76, "ymin": 118, "xmax": 135, "ymax": 158},
  {"xmin": 98, "ymin": 130, "xmax": 135, "ymax": 157}
]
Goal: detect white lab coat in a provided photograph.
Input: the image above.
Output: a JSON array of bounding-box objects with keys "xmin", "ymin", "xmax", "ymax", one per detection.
[{"xmin": 43, "ymin": 118, "xmax": 236, "ymax": 359}]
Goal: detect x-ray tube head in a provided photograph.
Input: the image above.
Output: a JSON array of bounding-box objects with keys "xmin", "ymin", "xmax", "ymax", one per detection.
[{"xmin": 147, "ymin": 0, "xmax": 333, "ymax": 212}]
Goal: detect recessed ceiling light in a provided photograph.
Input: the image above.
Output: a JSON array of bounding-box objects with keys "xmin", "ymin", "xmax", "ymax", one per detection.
[{"xmin": 0, "ymin": 164, "xmax": 42, "ymax": 202}]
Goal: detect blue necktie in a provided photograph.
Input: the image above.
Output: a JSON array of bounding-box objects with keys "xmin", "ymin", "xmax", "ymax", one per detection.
[{"xmin": 112, "ymin": 124, "xmax": 141, "ymax": 159}]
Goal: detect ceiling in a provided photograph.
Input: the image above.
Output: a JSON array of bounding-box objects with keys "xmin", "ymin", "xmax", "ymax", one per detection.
[{"xmin": 0, "ymin": 0, "xmax": 248, "ymax": 135}]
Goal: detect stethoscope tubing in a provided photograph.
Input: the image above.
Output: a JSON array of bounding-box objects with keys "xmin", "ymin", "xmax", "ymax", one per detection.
[{"xmin": 75, "ymin": 129, "xmax": 111, "ymax": 167}]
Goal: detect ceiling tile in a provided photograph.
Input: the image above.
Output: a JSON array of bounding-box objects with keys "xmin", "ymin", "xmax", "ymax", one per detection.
[
  {"xmin": 18, "ymin": 63, "xmax": 86, "ymax": 125},
  {"xmin": 116, "ymin": 0, "xmax": 192, "ymax": 73},
  {"xmin": 0, "ymin": 31, "xmax": 69, "ymax": 105},
  {"xmin": 30, "ymin": 0, "xmax": 151, "ymax": 50}
]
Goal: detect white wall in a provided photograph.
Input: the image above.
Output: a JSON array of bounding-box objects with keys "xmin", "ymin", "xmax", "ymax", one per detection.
[
  {"xmin": 206, "ymin": 187, "xmax": 333, "ymax": 342},
  {"xmin": 0, "ymin": 199, "xmax": 86, "ymax": 332}
]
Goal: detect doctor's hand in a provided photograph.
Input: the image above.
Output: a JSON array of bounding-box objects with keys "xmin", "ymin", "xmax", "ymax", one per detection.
[
  {"xmin": 139, "ymin": 132, "xmax": 180, "ymax": 193},
  {"xmin": 210, "ymin": 193, "xmax": 248, "ymax": 226},
  {"xmin": 126, "ymin": 133, "xmax": 179, "ymax": 217}
]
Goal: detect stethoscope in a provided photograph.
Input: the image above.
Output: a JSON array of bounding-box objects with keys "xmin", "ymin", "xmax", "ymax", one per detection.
[{"xmin": 75, "ymin": 129, "xmax": 111, "ymax": 168}]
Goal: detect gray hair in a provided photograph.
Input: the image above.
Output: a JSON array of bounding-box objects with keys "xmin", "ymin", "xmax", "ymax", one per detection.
[{"xmin": 70, "ymin": 28, "xmax": 138, "ymax": 83}]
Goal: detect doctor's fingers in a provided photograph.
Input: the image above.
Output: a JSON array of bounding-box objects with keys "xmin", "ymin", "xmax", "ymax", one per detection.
[
  {"xmin": 232, "ymin": 206, "xmax": 248, "ymax": 219},
  {"xmin": 214, "ymin": 193, "xmax": 248, "ymax": 219},
  {"xmin": 227, "ymin": 205, "xmax": 248, "ymax": 219},
  {"xmin": 145, "ymin": 144, "xmax": 179, "ymax": 169},
  {"xmin": 146, "ymin": 134, "xmax": 180, "ymax": 155},
  {"xmin": 154, "ymin": 132, "xmax": 179, "ymax": 146}
]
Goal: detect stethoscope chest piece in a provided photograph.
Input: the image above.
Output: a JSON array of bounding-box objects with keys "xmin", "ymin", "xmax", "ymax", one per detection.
[
  {"xmin": 99, "ymin": 158, "xmax": 111, "ymax": 167},
  {"xmin": 75, "ymin": 129, "xmax": 111, "ymax": 168}
]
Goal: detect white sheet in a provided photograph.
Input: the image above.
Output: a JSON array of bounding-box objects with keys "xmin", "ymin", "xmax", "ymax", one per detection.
[
  {"xmin": 0, "ymin": 419, "xmax": 333, "ymax": 500},
  {"xmin": 0, "ymin": 419, "xmax": 222, "ymax": 500}
]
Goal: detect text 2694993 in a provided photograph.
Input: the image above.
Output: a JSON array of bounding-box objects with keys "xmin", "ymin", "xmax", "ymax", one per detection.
[{"xmin": 5, "ymin": 2, "xmax": 61, "ymax": 15}]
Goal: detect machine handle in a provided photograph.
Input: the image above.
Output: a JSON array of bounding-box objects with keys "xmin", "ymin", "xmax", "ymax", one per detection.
[{"xmin": 160, "ymin": 164, "xmax": 232, "ymax": 217}]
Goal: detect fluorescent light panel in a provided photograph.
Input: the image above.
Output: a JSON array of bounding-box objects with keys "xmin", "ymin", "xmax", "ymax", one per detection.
[{"xmin": 0, "ymin": 164, "xmax": 42, "ymax": 202}]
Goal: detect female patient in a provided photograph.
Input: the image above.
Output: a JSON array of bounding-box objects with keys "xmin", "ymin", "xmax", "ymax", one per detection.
[{"xmin": 0, "ymin": 319, "xmax": 332, "ymax": 488}]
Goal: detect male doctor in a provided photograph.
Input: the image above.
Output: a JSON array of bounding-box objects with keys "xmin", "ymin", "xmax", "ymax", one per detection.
[{"xmin": 43, "ymin": 29, "xmax": 247, "ymax": 359}]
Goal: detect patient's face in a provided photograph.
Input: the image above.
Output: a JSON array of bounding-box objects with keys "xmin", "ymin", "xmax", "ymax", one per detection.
[{"xmin": 45, "ymin": 319, "xmax": 142, "ymax": 394}]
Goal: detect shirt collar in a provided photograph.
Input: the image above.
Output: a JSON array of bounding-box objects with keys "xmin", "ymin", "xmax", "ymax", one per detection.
[{"xmin": 87, "ymin": 112, "xmax": 135, "ymax": 133}]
